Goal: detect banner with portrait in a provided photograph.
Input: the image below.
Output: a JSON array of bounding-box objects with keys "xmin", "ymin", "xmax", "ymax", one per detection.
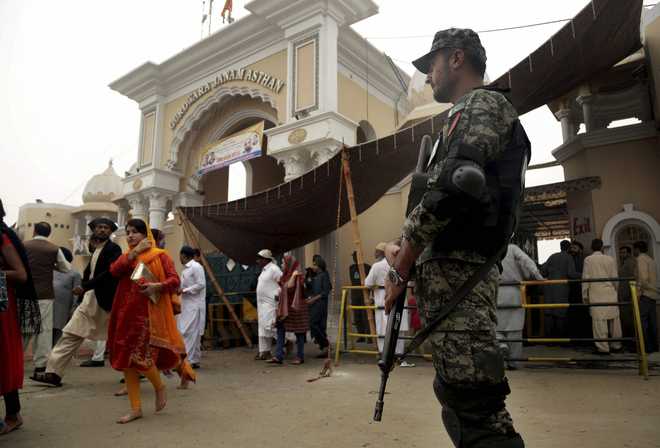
[{"xmin": 197, "ymin": 121, "xmax": 264, "ymax": 176}]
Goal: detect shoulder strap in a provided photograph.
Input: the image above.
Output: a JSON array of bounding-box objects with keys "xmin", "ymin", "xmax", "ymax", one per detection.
[{"xmin": 402, "ymin": 245, "xmax": 506, "ymax": 357}]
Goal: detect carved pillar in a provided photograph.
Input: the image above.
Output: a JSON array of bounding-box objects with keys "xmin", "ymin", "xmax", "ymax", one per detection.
[
  {"xmin": 577, "ymin": 95, "xmax": 595, "ymax": 133},
  {"xmin": 554, "ymin": 109, "xmax": 575, "ymax": 143},
  {"xmin": 128, "ymin": 196, "xmax": 147, "ymax": 221},
  {"xmin": 117, "ymin": 205, "xmax": 128, "ymax": 228},
  {"xmin": 84, "ymin": 214, "xmax": 93, "ymax": 237},
  {"xmin": 147, "ymin": 192, "xmax": 170, "ymax": 230}
]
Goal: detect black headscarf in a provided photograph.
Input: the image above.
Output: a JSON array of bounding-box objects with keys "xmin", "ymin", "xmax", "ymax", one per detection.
[{"xmin": 0, "ymin": 199, "xmax": 41, "ymax": 336}]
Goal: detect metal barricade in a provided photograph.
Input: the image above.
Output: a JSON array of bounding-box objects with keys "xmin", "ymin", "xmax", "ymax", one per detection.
[
  {"xmin": 499, "ymin": 277, "xmax": 648, "ymax": 379},
  {"xmin": 334, "ymin": 285, "xmax": 431, "ymax": 365},
  {"xmin": 205, "ymin": 291, "xmax": 256, "ymax": 348},
  {"xmin": 334, "ymin": 278, "xmax": 649, "ymax": 379}
]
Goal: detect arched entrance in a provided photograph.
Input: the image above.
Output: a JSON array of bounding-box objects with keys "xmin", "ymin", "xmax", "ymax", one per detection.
[
  {"xmin": 603, "ymin": 203, "xmax": 660, "ymax": 282},
  {"xmin": 615, "ymin": 224, "xmax": 654, "ymax": 258},
  {"xmin": 177, "ymin": 94, "xmax": 284, "ymax": 204}
]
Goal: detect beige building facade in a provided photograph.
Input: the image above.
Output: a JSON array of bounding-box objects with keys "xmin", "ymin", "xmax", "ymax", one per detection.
[
  {"xmin": 547, "ymin": 8, "xmax": 660, "ymax": 277},
  {"xmin": 109, "ymin": 0, "xmax": 418, "ymax": 281},
  {"xmin": 539, "ymin": 6, "xmax": 660, "ymax": 344}
]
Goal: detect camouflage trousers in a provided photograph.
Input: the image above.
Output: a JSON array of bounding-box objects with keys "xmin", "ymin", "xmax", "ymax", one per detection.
[{"xmin": 415, "ymin": 259, "xmax": 524, "ymax": 447}]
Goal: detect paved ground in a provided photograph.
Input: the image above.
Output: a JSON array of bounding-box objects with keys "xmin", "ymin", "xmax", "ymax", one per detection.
[{"xmin": 6, "ymin": 346, "xmax": 660, "ymax": 448}]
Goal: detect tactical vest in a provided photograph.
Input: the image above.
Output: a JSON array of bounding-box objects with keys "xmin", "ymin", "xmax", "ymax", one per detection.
[{"xmin": 430, "ymin": 119, "xmax": 531, "ymax": 258}]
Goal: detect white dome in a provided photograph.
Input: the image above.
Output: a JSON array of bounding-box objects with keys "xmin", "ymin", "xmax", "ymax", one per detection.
[
  {"xmin": 407, "ymin": 70, "xmax": 435, "ymax": 110},
  {"xmin": 82, "ymin": 160, "xmax": 123, "ymax": 204}
]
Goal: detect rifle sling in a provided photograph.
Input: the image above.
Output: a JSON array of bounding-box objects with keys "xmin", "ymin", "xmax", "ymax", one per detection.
[{"xmin": 402, "ymin": 246, "xmax": 505, "ymax": 358}]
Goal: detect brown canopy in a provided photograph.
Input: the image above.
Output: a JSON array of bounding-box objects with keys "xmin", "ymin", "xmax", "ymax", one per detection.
[
  {"xmin": 180, "ymin": 0, "xmax": 642, "ymax": 263},
  {"xmin": 489, "ymin": 0, "xmax": 642, "ymax": 115},
  {"xmin": 181, "ymin": 114, "xmax": 445, "ymax": 264}
]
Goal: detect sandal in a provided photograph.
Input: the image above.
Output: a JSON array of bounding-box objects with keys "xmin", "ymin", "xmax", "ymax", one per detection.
[
  {"xmin": 266, "ymin": 357, "xmax": 283, "ymax": 365},
  {"xmin": 0, "ymin": 415, "xmax": 23, "ymax": 435},
  {"xmin": 254, "ymin": 353, "xmax": 269, "ymax": 361},
  {"xmin": 290, "ymin": 358, "xmax": 304, "ymax": 365}
]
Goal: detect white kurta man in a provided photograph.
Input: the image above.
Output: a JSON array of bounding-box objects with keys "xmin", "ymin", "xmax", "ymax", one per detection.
[{"xmin": 177, "ymin": 246, "xmax": 207, "ymax": 368}]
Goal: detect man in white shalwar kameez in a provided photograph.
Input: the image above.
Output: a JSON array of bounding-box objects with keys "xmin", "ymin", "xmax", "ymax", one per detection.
[
  {"xmin": 365, "ymin": 243, "xmax": 412, "ymax": 365},
  {"xmin": 255, "ymin": 249, "xmax": 282, "ymax": 359},
  {"xmin": 177, "ymin": 246, "xmax": 207, "ymax": 368},
  {"xmin": 496, "ymin": 244, "xmax": 543, "ymax": 369},
  {"xmin": 582, "ymin": 238, "xmax": 622, "ymax": 354}
]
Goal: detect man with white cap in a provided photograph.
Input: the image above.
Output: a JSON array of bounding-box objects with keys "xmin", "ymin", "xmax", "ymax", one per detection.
[
  {"xmin": 365, "ymin": 243, "xmax": 413, "ymax": 366},
  {"xmin": 255, "ymin": 249, "xmax": 282, "ymax": 360}
]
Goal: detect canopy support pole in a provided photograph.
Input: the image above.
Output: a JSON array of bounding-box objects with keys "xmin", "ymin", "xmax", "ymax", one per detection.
[
  {"xmin": 178, "ymin": 210, "xmax": 253, "ymax": 347},
  {"xmin": 341, "ymin": 148, "xmax": 378, "ymax": 346}
]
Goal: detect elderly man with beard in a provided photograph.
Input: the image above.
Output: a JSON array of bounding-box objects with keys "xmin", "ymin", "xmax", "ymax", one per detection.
[{"xmin": 32, "ymin": 218, "xmax": 122, "ymax": 386}]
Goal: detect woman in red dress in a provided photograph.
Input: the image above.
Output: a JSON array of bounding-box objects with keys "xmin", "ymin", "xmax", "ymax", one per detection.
[
  {"xmin": 269, "ymin": 254, "xmax": 309, "ymax": 364},
  {"xmin": 107, "ymin": 218, "xmax": 193, "ymax": 424},
  {"xmin": 0, "ymin": 199, "xmax": 40, "ymax": 435}
]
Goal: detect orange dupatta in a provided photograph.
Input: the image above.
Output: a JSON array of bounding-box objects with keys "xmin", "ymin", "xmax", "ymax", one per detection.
[{"xmin": 134, "ymin": 229, "xmax": 195, "ymax": 380}]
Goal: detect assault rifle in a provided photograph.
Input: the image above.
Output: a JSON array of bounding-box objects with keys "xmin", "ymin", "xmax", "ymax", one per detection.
[
  {"xmin": 373, "ymin": 134, "xmax": 504, "ymax": 421},
  {"xmin": 373, "ymin": 135, "xmax": 433, "ymax": 422}
]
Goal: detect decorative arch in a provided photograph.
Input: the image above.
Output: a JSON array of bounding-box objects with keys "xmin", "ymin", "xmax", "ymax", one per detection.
[
  {"xmin": 208, "ymin": 108, "xmax": 278, "ymax": 144},
  {"xmin": 602, "ymin": 204, "xmax": 660, "ymax": 283},
  {"xmin": 602, "ymin": 204, "xmax": 660, "ymax": 250},
  {"xmin": 357, "ymin": 120, "xmax": 377, "ymax": 144},
  {"xmin": 167, "ymin": 86, "xmax": 278, "ymax": 170}
]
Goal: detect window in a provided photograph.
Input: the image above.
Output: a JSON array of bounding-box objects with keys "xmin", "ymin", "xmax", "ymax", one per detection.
[{"xmin": 616, "ymin": 223, "xmax": 653, "ymax": 258}]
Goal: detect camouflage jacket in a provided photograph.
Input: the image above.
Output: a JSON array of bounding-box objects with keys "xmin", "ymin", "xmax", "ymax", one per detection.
[{"xmin": 402, "ymin": 88, "xmax": 518, "ymax": 266}]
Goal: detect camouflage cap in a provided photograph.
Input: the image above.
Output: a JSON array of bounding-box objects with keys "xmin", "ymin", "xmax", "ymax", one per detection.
[{"xmin": 412, "ymin": 28, "xmax": 486, "ymax": 74}]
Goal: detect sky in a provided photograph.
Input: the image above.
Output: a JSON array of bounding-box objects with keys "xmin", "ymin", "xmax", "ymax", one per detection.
[{"xmin": 0, "ymin": 0, "xmax": 616, "ymax": 260}]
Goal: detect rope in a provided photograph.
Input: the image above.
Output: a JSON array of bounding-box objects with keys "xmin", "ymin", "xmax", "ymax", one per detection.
[
  {"xmin": 330, "ymin": 157, "xmax": 344, "ymax": 357},
  {"xmin": 308, "ymin": 160, "xmax": 344, "ymax": 382}
]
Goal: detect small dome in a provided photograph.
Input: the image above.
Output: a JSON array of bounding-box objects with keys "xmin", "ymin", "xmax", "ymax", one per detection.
[
  {"xmin": 407, "ymin": 71, "xmax": 435, "ymax": 110},
  {"xmin": 82, "ymin": 160, "xmax": 123, "ymax": 204},
  {"xmin": 127, "ymin": 162, "xmax": 138, "ymax": 175}
]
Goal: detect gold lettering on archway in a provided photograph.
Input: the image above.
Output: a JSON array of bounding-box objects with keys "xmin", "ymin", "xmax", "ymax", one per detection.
[{"xmin": 170, "ymin": 69, "xmax": 285, "ymax": 130}]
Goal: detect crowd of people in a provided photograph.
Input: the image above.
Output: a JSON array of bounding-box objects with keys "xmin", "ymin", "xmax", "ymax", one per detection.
[
  {"xmin": 0, "ymin": 198, "xmax": 209, "ymax": 433},
  {"xmin": 1, "ymin": 186, "xmax": 659, "ymax": 438},
  {"xmin": 495, "ymin": 238, "xmax": 659, "ymax": 368},
  {"xmin": 254, "ymin": 250, "xmax": 331, "ymax": 364}
]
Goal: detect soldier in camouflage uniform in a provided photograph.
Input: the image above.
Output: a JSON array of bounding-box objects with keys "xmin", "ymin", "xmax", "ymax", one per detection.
[{"xmin": 384, "ymin": 29, "xmax": 525, "ymax": 447}]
